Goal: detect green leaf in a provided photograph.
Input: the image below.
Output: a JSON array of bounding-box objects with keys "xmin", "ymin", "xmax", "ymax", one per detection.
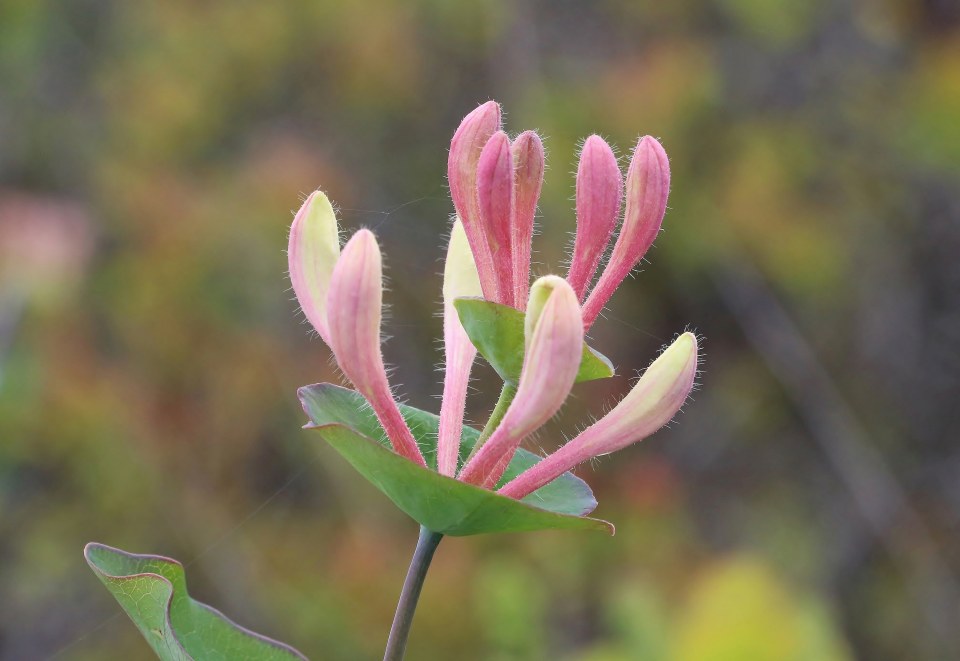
[
  {"xmin": 298, "ymin": 383, "xmax": 596, "ymax": 516},
  {"xmin": 84, "ymin": 543, "xmax": 307, "ymax": 661},
  {"xmin": 453, "ymin": 297, "xmax": 614, "ymax": 385},
  {"xmin": 298, "ymin": 383, "xmax": 614, "ymax": 536}
]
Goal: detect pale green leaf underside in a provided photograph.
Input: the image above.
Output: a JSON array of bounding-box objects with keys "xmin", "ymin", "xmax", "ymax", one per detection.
[
  {"xmin": 298, "ymin": 384, "xmax": 614, "ymax": 536},
  {"xmin": 453, "ymin": 297, "xmax": 615, "ymax": 385},
  {"xmin": 84, "ymin": 543, "xmax": 307, "ymax": 661}
]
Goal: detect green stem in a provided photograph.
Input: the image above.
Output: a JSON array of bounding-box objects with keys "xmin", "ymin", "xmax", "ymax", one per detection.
[
  {"xmin": 466, "ymin": 381, "xmax": 517, "ymax": 462},
  {"xmin": 383, "ymin": 526, "xmax": 443, "ymax": 661}
]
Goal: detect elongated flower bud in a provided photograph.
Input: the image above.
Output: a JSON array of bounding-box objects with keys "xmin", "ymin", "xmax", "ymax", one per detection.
[
  {"xmin": 476, "ymin": 130, "xmax": 515, "ymax": 306},
  {"xmin": 499, "ymin": 332, "xmax": 697, "ymax": 499},
  {"xmin": 448, "ymin": 101, "xmax": 502, "ymax": 302},
  {"xmin": 581, "ymin": 136, "xmax": 670, "ymax": 330},
  {"xmin": 437, "ymin": 219, "xmax": 482, "ymax": 476},
  {"xmin": 511, "ymin": 131, "xmax": 544, "ymax": 308},
  {"xmin": 326, "ymin": 230, "xmax": 426, "ymax": 467},
  {"xmin": 458, "ymin": 276, "xmax": 583, "ymax": 488},
  {"xmin": 567, "ymin": 136, "xmax": 622, "ymax": 302},
  {"xmin": 288, "ymin": 191, "xmax": 341, "ymax": 344}
]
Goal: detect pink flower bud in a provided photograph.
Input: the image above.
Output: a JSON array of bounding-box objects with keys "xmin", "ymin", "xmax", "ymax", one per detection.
[
  {"xmin": 288, "ymin": 190, "xmax": 341, "ymax": 344},
  {"xmin": 448, "ymin": 101, "xmax": 502, "ymax": 302},
  {"xmin": 510, "ymin": 131, "xmax": 544, "ymax": 308},
  {"xmin": 581, "ymin": 136, "xmax": 670, "ymax": 330},
  {"xmin": 476, "ymin": 130, "xmax": 515, "ymax": 306},
  {"xmin": 499, "ymin": 332, "xmax": 697, "ymax": 499},
  {"xmin": 458, "ymin": 276, "xmax": 584, "ymax": 488},
  {"xmin": 326, "ymin": 230, "xmax": 426, "ymax": 467},
  {"xmin": 567, "ymin": 136, "xmax": 622, "ymax": 302},
  {"xmin": 437, "ymin": 219, "xmax": 483, "ymax": 476}
]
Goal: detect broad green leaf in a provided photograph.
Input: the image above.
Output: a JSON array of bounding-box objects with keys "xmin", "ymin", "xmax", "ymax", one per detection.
[
  {"xmin": 298, "ymin": 383, "xmax": 614, "ymax": 536},
  {"xmin": 453, "ymin": 297, "xmax": 614, "ymax": 384},
  {"xmin": 298, "ymin": 383, "xmax": 594, "ymax": 513},
  {"xmin": 309, "ymin": 425, "xmax": 611, "ymax": 536},
  {"xmin": 84, "ymin": 543, "xmax": 307, "ymax": 661}
]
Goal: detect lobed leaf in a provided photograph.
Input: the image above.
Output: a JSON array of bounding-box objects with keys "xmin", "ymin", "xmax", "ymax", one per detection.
[{"xmin": 84, "ymin": 543, "xmax": 307, "ymax": 661}]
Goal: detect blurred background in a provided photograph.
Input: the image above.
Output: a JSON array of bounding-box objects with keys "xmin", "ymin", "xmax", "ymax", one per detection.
[{"xmin": 1, "ymin": 0, "xmax": 958, "ymax": 659}]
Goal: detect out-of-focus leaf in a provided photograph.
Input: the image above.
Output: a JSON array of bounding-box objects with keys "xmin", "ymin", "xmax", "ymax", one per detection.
[
  {"xmin": 84, "ymin": 543, "xmax": 307, "ymax": 661},
  {"xmin": 672, "ymin": 556, "xmax": 852, "ymax": 661},
  {"xmin": 453, "ymin": 297, "xmax": 614, "ymax": 385},
  {"xmin": 298, "ymin": 383, "xmax": 613, "ymax": 536}
]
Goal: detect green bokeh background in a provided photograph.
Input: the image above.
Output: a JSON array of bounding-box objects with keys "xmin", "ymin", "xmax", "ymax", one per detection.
[{"xmin": 1, "ymin": 1, "xmax": 958, "ymax": 659}]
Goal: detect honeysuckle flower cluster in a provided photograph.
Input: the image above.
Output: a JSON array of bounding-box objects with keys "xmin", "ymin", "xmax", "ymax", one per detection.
[
  {"xmin": 288, "ymin": 100, "xmax": 698, "ymax": 504},
  {"xmin": 83, "ymin": 102, "xmax": 701, "ymax": 661}
]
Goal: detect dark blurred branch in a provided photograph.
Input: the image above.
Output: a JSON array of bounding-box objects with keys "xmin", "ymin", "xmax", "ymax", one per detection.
[
  {"xmin": 0, "ymin": 285, "xmax": 24, "ymax": 389},
  {"xmin": 713, "ymin": 257, "xmax": 959, "ymax": 654}
]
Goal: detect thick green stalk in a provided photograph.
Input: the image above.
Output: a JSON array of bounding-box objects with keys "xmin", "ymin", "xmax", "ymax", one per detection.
[
  {"xmin": 383, "ymin": 527, "xmax": 443, "ymax": 661},
  {"xmin": 466, "ymin": 381, "xmax": 517, "ymax": 462}
]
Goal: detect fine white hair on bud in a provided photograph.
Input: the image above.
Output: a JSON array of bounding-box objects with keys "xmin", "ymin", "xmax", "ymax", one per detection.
[
  {"xmin": 458, "ymin": 276, "xmax": 584, "ymax": 488},
  {"xmin": 288, "ymin": 190, "xmax": 341, "ymax": 344},
  {"xmin": 291, "ymin": 101, "xmax": 698, "ymax": 514},
  {"xmin": 437, "ymin": 218, "xmax": 483, "ymax": 476},
  {"xmin": 326, "ymin": 229, "xmax": 426, "ymax": 467},
  {"xmin": 500, "ymin": 332, "xmax": 698, "ymax": 499}
]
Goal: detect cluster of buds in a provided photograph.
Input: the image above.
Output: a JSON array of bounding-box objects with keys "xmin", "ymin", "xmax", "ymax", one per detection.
[{"xmin": 288, "ymin": 101, "xmax": 697, "ymax": 503}]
